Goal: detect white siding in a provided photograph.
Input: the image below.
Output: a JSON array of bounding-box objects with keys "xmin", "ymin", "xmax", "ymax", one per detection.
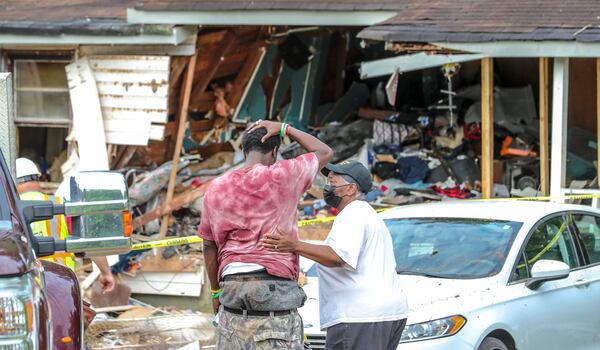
[{"xmin": 88, "ymin": 55, "xmax": 170, "ymax": 145}]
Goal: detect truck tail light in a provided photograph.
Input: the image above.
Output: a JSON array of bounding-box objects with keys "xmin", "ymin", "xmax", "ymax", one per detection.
[{"xmin": 123, "ymin": 211, "xmax": 132, "ymax": 237}]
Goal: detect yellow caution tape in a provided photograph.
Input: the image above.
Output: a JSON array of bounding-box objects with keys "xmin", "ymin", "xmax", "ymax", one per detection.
[
  {"xmin": 131, "ymin": 235, "xmax": 203, "ymax": 251},
  {"xmin": 297, "ymin": 207, "xmax": 392, "ymax": 227},
  {"xmin": 297, "ymin": 217, "xmax": 336, "ymax": 227},
  {"xmin": 472, "ymin": 193, "xmax": 600, "ymax": 202},
  {"xmin": 128, "ymin": 193, "xmax": 600, "ymax": 250}
]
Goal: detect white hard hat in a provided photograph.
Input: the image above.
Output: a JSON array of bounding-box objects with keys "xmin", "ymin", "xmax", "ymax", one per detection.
[{"xmin": 16, "ymin": 158, "xmax": 41, "ymax": 183}]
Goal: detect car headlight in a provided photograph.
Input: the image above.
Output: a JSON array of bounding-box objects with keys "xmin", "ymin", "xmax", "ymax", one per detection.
[
  {"xmin": 0, "ymin": 297, "xmax": 31, "ymax": 335},
  {"xmin": 0, "ymin": 274, "xmax": 37, "ymax": 349},
  {"xmin": 400, "ymin": 315, "xmax": 466, "ymax": 343}
]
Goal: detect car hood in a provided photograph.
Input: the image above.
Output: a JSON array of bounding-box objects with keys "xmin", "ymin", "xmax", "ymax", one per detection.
[
  {"xmin": 398, "ymin": 275, "xmax": 503, "ymax": 323},
  {"xmin": 299, "ymin": 274, "xmax": 505, "ymax": 333}
]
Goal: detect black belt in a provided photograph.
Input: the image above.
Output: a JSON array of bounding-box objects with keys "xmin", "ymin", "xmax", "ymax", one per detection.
[
  {"xmin": 222, "ymin": 270, "xmax": 289, "ymax": 282},
  {"xmin": 223, "ymin": 306, "xmax": 292, "ymax": 317}
]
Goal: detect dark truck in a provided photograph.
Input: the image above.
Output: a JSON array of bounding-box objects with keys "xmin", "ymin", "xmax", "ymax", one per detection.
[{"xmin": 0, "ymin": 149, "xmax": 132, "ymax": 349}]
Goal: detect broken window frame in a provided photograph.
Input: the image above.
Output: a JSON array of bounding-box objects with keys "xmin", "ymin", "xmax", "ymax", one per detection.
[{"xmin": 10, "ymin": 55, "xmax": 73, "ymax": 128}]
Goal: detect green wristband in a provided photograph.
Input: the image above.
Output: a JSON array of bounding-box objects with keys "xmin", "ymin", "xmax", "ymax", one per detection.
[
  {"xmin": 280, "ymin": 123, "xmax": 287, "ymax": 138},
  {"xmin": 212, "ymin": 290, "xmax": 222, "ymax": 300}
]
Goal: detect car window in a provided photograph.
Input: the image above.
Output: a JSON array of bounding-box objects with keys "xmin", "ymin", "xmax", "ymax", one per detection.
[
  {"xmin": 572, "ymin": 214, "xmax": 600, "ymax": 265},
  {"xmin": 386, "ymin": 218, "xmax": 522, "ymax": 279},
  {"xmin": 514, "ymin": 253, "xmax": 529, "ymax": 281},
  {"xmin": 514, "ymin": 216, "xmax": 579, "ymax": 281}
]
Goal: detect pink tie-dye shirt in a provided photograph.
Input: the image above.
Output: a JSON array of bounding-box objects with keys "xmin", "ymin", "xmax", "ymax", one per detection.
[{"xmin": 199, "ymin": 153, "xmax": 319, "ymax": 280}]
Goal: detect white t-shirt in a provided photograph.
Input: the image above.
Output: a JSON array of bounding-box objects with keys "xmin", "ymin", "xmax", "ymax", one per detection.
[
  {"xmin": 221, "ymin": 262, "xmax": 265, "ymax": 277},
  {"xmin": 317, "ymin": 200, "xmax": 408, "ymax": 330}
]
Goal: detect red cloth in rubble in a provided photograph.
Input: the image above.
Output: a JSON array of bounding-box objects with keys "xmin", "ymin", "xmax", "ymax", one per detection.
[{"xmin": 432, "ymin": 185, "xmax": 470, "ymax": 199}]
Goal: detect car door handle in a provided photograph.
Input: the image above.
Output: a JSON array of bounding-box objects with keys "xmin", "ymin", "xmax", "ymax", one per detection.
[{"xmin": 574, "ymin": 279, "xmax": 590, "ymax": 288}]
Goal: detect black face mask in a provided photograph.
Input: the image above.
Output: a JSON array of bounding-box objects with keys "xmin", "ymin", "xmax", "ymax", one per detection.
[{"xmin": 323, "ymin": 184, "xmax": 346, "ymax": 209}]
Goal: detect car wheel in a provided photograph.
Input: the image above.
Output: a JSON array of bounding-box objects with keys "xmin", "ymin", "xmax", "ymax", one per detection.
[{"xmin": 478, "ymin": 337, "xmax": 509, "ymax": 350}]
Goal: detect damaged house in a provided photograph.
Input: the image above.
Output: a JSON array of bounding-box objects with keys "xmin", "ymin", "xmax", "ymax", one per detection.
[
  {"xmin": 3, "ymin": 0, "xmax": 600, "ymax": 276},
  {"xmin": 3, "ymin": 0, "xmax": 600, "ymax": 348}
]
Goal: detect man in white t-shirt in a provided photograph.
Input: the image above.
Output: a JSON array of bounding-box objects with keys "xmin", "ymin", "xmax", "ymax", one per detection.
[{"xmin": 262, "ymin": 160, "xmax": 408, "ymax": 350}]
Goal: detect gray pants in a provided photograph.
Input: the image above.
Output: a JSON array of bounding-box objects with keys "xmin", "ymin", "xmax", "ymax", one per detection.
[
  {"xmin": 325, "ymin": 319, "xmax": 407, "ymax": 350},
  {"xmin": 216, "ymin": 271, "xmax": 306, "ymax": 350}
]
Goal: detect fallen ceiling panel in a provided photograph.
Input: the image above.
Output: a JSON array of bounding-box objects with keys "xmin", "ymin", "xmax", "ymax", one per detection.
[{"xmin": 360, "ymin": 53, "xmax": 486, "ymax": 79}]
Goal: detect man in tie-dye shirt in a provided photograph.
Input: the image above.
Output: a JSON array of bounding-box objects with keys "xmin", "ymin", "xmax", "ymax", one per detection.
[{"xmin": 200, "ymin": 120, "xmax": 333, "ymax": 349}]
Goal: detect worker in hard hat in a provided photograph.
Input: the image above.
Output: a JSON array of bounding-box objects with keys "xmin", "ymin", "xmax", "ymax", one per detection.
[{"xmin": 16, "ymin": 157, "xmax": 115, "ymax": 293}]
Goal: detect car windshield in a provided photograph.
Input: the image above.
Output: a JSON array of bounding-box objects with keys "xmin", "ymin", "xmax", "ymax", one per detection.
[{"xmin": 385, "ymin": 218, "xmax": 523, "ymax": 279}]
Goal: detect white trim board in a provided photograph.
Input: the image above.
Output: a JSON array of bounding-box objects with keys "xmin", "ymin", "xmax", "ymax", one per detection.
[
  {"xmin": 128, "ymin": 9, "xmax": 397, "ymax": 26},
  {"xmin": 433, "ymin": 41, "xmax": 600, "ymax": 58},
  {"xmin": 0, "ymin": 26, "xmax": 195, "ymax": 46}
]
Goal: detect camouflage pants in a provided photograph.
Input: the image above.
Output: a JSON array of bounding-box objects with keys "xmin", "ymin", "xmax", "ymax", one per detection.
[
  {"xmin": 216, "ymin": 308, "xmax": 304, "ymax": 349},
  {"xmin": 216, "ymin": 272, "xmax": 306, "ymax": 350}
]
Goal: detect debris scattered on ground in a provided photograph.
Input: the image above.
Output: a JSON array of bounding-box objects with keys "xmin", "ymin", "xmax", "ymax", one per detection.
[{"xmin": 87, "ymin": 313, "xmax": 215, "ymax": 350}]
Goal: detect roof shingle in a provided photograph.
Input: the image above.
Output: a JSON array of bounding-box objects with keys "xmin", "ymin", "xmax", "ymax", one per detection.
[{"xmin": 359, "ymin": 0, "xmax": 600, "ymax": 42}]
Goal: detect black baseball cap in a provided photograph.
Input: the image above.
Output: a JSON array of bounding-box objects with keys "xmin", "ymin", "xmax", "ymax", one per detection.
[{"xmin": 322, "ymin": 160, "xmax": 373, "ymax": 194}]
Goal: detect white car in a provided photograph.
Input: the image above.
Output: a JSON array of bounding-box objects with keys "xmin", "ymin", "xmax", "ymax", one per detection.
[{"xmin": 299, "ymin": 201, "xmax": 600, "ymax": 350}]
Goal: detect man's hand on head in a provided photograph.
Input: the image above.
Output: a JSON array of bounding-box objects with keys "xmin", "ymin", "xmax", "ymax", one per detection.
[{"xmin": 247, "ymin": 120, "xmax": 282, "ymax": 142}]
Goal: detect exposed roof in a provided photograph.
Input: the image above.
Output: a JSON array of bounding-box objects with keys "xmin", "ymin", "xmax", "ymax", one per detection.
[
  {"xmin": 134, "ymin": 0, "xmax": 405, "ymax": 11},
  {"xmin": 379, "ymin": 200, "xmax": 600, "ymax": 223},
  {"xmin": 0, "ymin": 0, "xmax": 165, "ymax": 36},
  {"xmin": 1, "ymin": 0, "xmax": 132, "ymax": 22},
  {"xmin": 359, "ymin": 0, "xmax": 600, "ymax": 43}
]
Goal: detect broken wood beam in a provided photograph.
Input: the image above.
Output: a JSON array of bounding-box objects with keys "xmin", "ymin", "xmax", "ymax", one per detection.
[
  {"xmin": 171, "ymin": 56, "xmax": 189, "ymax": 83},
  {"xmin": 167, "ymin": 57, "xmax": 190, "ymax": 115},
  {"xmin": 113, "ymin": 146, "xmax": 138, "ymax": 170},
  {"xmin": 158, "ymin": 48, "xmax": 200, "ymax": 239},
  {"xmin": 196, "ymin": 30, "xmax": 230, "ymax": 47},
  {"xmin": 197, "ymin": 51, "xmax": 249, "ymax": 80},
  {"xmin": 190, "ymin": 30, "xmax": 237, "ymax": 100},
  {"xmin": 481, "ymin": 58, "xmax": 494, "ymax": 199},
  {"xmin": 189, "ymin": 90, "xmax": 216, "ymax": 112},
  {"xmin": 227, "ymin": 47, "xmax": 263, "ymax": 109},
  {"xmin": 133, "ymin": 183, "xmax": 209, "ymax": 231}
]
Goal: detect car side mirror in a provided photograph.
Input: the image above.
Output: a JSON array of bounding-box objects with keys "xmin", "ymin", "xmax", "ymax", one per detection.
[
  {"xmin": 526, "ymin": 259, "xmax": 570, "ymax": 290},
  {"xmin": 65, "ymin": 171, "xmax": 132, "ymax": 257}
]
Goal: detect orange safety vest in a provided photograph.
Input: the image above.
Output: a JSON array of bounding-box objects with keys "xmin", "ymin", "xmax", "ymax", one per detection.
[{"xmin": 20, "ymin": 191, "xmax": 75, "ymax": 271}]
